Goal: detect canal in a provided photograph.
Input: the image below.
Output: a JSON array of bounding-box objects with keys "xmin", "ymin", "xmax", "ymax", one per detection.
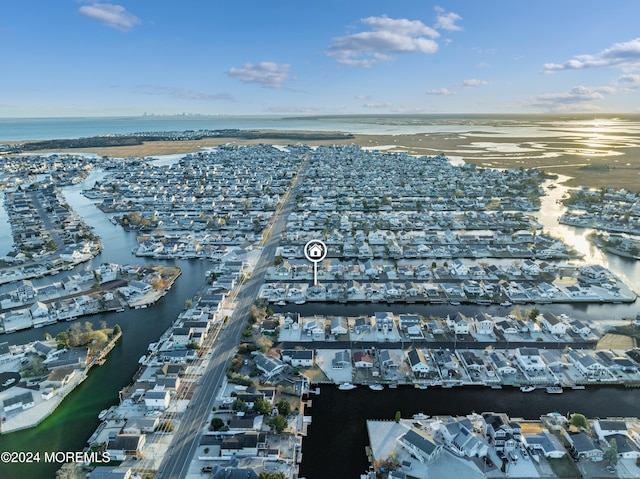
[{"xmin": 0, "ymin": 168, "xmax": 211, "ymax": 478}]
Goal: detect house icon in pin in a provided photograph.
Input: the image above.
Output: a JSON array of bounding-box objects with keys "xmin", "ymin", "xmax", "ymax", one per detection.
[{"xmin": 308, "ymin": 242, "xmax": 324, "ymax": 259}]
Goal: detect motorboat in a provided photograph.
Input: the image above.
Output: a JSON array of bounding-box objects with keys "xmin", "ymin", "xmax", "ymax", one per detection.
[
  {"xmin": 338, "ymin": 382, "xmax": 357, "ymax": 390},
  {"xmin": 546, "ymin": 386, "xmax": 563, "ymax": 394},
  {"xmin": 369, "ymin": 384, "xmax": 384, "ymax": 391},
  {"xmin": 520, "ymin": 385, "xmax": 536, "ymax": 393}
]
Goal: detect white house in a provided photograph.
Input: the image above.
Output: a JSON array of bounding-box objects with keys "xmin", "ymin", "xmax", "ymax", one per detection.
[
  {"xmin": 407, "ymin": 349, "xmax": 430, "ymax": 378},
  {"xmin": 475, "ymin": 313, "xmax": 495, "ymax": 335},
  {"xmin": 281, "ymin": 349, "xmax": 314, "ymax": 368},
  {"xmin": 541, "ymin": 313, "xmax": 568, "ymax": 336},
  {"xmin": 398, "ymin": 429, "xmax": 442, "ymax": 464},
  {"xmin": 144, "ymin": 387, "xmax": 170, "ymax": 410},
  {"xmin": 515, "ymin": 347, "xmax": 547, "ymax": 373}
]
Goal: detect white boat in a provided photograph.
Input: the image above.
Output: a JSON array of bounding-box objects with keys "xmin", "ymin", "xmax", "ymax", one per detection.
[
  {"xmin": 294, "ymin": 299, "xmax": 306, "ymax": 305},
  {"xmin": 276, "ymin": 300, "xmax": 286, "ymax": 306},
  {"xmin": 369, "ymin": 384, "xmax": 384, "ymax": 391},
  {"xmin": 338, "ymin": 382, "xmax": 357, "ymax": 390},
  {"xmin": 98, "ymin": 409, "xmax": 109, "ymax": 420},
  {"xmin": 546, "ymin": 386, "xmax": 563, "ymax": 394},
  {"xmin": 500, "ymin": 301, "xmax": 513, "ymax": 307},
  {"xmin": 412, "ymin": 413, "xmax": 430, "ymax": 420},
  {"xmin": 520, "ymin": 385, "xmax": 536, "ymax": 393}
]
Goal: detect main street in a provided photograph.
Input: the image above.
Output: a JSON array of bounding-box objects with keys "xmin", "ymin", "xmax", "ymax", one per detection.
[{"xmin": 156, "ymin": 155, "xmax": 309, "ymax": 479}]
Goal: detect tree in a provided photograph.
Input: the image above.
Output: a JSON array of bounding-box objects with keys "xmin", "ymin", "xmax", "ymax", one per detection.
[
  {"xmin": 276, "ymin": 399, "xmax": 291, "ymax": 416},
  {"xmin": 232, "ymin": 399, "xmax": 247, "ymax": 412},
  {"xmin": 395, "ymin": 411, "xmax": 401, "ymax": 423},
  {"xmin": 268, "ymin": 415, "xmax": 288, "ymax": 433},
  {"xmin": 113, "ymin": 324, "xmax": 121, "ymax": 335},
  {"xmin": 252, "ymin": 397, "xmax": 272, "ymax": 414},
  {"xmin": 258, "ymin": 472, "xmax": 286, "ymax": 479},
  {"xmin": 604, "ymin": 438, "xmax": 618, "ymax": 465},
  {"xmin": 569, "ymin": 413, "xmax": 589, "ymax": 430},
  {"xmin": 256, "ymin": 335, "xmax": 273, "ymax": 353},
  {"xmin": 528, "ymin": 307, "xmax": 540, "ymax": 322},
  {"xmin": 210, "ymin": 417, "xmax": 225, "ymax": 431}
]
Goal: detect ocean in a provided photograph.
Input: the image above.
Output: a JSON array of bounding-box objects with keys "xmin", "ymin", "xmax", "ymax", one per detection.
[{"xmin": 3, "ymin": 113, "xmax": 640, "ymax": 141}]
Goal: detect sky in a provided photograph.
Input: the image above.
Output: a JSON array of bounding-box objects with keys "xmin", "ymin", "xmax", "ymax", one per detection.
[{"xmin": 2, "ymin": 1, "xmax": 640, "ymax": 117}]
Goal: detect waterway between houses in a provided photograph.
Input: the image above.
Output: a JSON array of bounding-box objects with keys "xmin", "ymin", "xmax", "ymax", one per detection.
[{"xmin": 0, "ymin": 168, "xmax": 638, "ymax": 478}]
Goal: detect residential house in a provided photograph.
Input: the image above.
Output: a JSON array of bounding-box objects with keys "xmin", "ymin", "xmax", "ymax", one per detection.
[
  {"xmin": 399, "ymin": 314, "xmax": 423, "ymax": 338},
  {"xmin": 397, "ymin": 429, "xmax": 442, "ymax": 464},
  {"xmin": 564, "ymin": 431, "xmax": 603, "ymax": 460},
  {"xmin": 567, "ymin": 349, "xmax": 609, "ymax": 379},
  {"xmin": 515, "ymin": 347, "xmax": 547, "ymax": 373},
  {"xmin": 448, "ymin": 313, "xmax": 470, "ymax": 335},
  {"xmin": 353, "ymin": 351, "xmax": 374, "ymax": 368},
  {"xmin": 41, "ymin": 367, "xmax": 76, "ymax": 390},
  {"xmin": 541, "ymin": 313, "xmax": 568, "ymax": 336},
  {"xmin": 123, "ymin": 417, "xmax": 159, "ymax": 435},
  {"xmin": 281, "ymin": 349, "xmax": 314, "ymax": 368},
  {"xmin": 353, "ymin": 317, "xmax": 371, "ymax": 334},
  {"xmin": 594, "ymin": 420, "xmax": 628, "ymax": 443},
  {"xmin": 330, "ymin": 317, "xmax": 348, "ymax": 336},
  {"xmin": 489, "ymin": 351, "xmax": 517, "ymax": 375},
  {"xmin": 220, "ymin": 432, "xmax": 266, "ymax": 457},
  {"xmin": 475, "ymin": 313, "xmax": 495, "ymax": 335},
  {"xmin": 254, "ymin": 353, "xmax": 286, "ymax": 380},
  {"xmin": 2, "ymin": 391, "xmax": 35, "ymax": 412},
  {"xmin": 332, "ymin": 350, "xmax": 351, "ymax": 369},
  {"xmin": 407, "ymin": 349, "xmax": 430, "ymax": 378},
  {"xmin": 144, "ymin": 387, "xmax": 170, "ymax": 410},
  {"xmin": 379, "ymin": 350, "xmax": 401, "ymax": 370},
  {"xmin": 482, "ymin": 413, "xmax": 521, "ymax": 453},
  {"xmin": 521, "ymin": 432, "xmax": 566, "ymax": 458},
  {"xmin": 106, "ymin": 434, "xmax": 146, "ymax": 461}
]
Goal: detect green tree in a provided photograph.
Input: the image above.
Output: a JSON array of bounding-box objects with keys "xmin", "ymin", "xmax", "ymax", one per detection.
[
  {"xmin": 232, "ymin": 399, "xmax": 247, "ymax": 412},
  {"xmin": 268, "ymin": 415, "xmax": 288, "ymax": 433},
  {"xmin": 276, "ymin": 399, "xmax": 291, "ymax": 416},
  {"xmin": 569, "ymin": 413, "xmax": 589, "ymax": 430},
  {"xmin": 252, "ymin": 397, "xmax": 272, "ymax": 414},
  {"xmin": 528, "ymin": 307, "xmax": 540, "ymax": 322},
  {"xmin": 113, "ymin": 324, "xmax": 121, "ymax": 335},
  {"xmin": 258, "ymin": 472, "xmax": 286, "ymax": 479},
  {"xmin": 395, "ymin": 411, "xmax": 401, "ymax": 423},
  {"xmin": 604, "ymin": 438, "xmax": 618, "ymax": 465},
  {"xmin": 210, "ymin": 417, "xmax": 225, "ymax": 431}
]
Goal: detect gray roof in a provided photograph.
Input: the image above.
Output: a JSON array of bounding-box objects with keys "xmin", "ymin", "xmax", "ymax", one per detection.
[{"xmin": 402, "ymin": 429, "xmax": 439, "ymax": 455}]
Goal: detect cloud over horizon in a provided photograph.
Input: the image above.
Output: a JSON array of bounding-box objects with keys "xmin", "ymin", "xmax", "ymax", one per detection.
[
  {"xmin": 326, "ymin": 15, "xmax": 443, "ymax": 67},
  {"xmin": 543, "ymin": 38, "xmax": 640, "ymax": 73},
  {"xmin": 228, "ymin": 62, "xmax": 291, "ymax": 88},
  {"xmin": 526, "ymin": 85, "xmax": 615, "ymax": 111},
  {"xmin": 78, "ymin": 3, "xmax": 140, "ymax": 31}
]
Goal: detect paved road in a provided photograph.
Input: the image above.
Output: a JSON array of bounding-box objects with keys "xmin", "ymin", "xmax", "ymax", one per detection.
[{"xmin": 156, "ymin": 155, "xmax": 309, "ymax": 479}]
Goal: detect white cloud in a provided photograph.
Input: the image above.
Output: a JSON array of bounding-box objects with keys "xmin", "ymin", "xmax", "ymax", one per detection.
[
  {"xmin": 543, "ymin": 38, "xmax": 640, "ymax": 73},
  {"xmin": 228, "ymin": 62, "xmax": 290, "ymax": 88},
  {"xmin": 615, "ymin": 74, "xmax": 640, "ymax": 90},
  {"xmin": 462, "ymin": 79, "xmax": 490, "ymax": 87},
  {"xmin": 327, "ymin": 15, "xmax": 440, "ymax": 67},
  {"xmin": 363, "ymin": 102, "xmax": 393, "ymax": 109},
  {"xmin": 138, "ymin": 85, "xmax": 233, "ymax": 101},
  {"xmin": 526, "ymin": 85, "xmax": 614, "ymax": 110},
  {"xmin": 435, "ymin": 8, "xmax": 462, "ymax": 31},
  {"xmin": 426, "ymin": 88, "xmax": 455, "ymax": 95},
  {"xmin": 78, "ymin": 3, "xmax": 140, "ymax": 31}
]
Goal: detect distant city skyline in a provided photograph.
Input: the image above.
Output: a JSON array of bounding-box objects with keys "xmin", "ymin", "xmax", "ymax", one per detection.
[{"xmin": 2, "ymin": 1, "xmax": 640, "ymax": 117}]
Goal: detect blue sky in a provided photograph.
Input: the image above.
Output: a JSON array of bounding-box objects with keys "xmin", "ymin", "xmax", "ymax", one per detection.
[{"xmin": 2, "ymin": 1, "xmax": 640, "ymax": 117}]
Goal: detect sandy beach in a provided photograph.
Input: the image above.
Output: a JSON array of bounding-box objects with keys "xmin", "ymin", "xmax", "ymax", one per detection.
[{"xmin": 22, "ymin": 129, "xmax": 640, "ymax": 192}]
